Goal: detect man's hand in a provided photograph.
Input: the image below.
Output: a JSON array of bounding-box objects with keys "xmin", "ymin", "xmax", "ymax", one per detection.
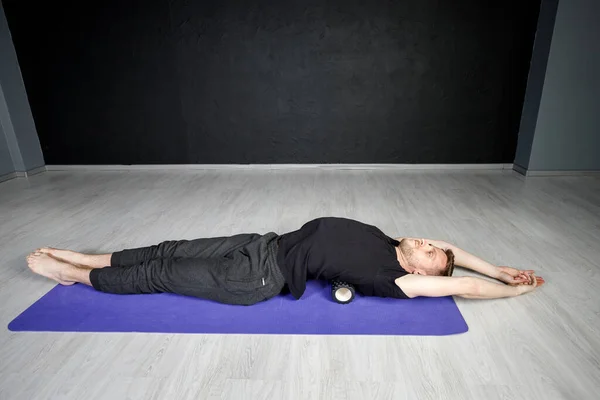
[
  {"xmin": 516, "ymin": 274, "xmax": 546, "ymax": 295},
  {"xmin": 497, "ymin": 266, "xmax": 537, "ymax": 286}
]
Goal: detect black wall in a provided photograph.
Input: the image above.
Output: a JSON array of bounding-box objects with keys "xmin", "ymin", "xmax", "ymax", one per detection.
[{"xmin": 5, "ymin": 0, "xmax": 540, "ymax": 164}]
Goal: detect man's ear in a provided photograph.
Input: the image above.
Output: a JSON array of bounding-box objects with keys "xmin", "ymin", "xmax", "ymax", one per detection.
[{"xmin": 413, "ymin": 269, "xmax": 427, "ymax": 276}]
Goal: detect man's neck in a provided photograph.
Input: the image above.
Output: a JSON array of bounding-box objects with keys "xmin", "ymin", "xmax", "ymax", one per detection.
[{"xmin": 395, "ymin": 244, "xmax": 414, "ymax": 273}]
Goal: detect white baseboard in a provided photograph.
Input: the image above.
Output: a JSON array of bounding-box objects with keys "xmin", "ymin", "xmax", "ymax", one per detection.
[
  {"xmin": 9, "ymin": 163, "xmax": 598, "ymax": 178},
  {"xmin": 24, "ymin": 166, "xmax": 47, "ymax": 177},
  {"xmin": 0, "ymin": 166, "xmax": 47, "ymax": 184},
  {"xmin": 512, "ymin": 163, "xmax": 600, "ymax": 177},
  {"xmin": 525, "ymin": 170, "xmax": 600, "ymax": 177},
  {"xmin": 0, "ymin": 172, "xmax": 18, "ymax": 183},
  {"xmin": 512, "ymin": 163, "xmax": 528, "ymax": 176},
  {"xmin": 46, "ymin": 163, "xmax": 514, "ymax": 171}
]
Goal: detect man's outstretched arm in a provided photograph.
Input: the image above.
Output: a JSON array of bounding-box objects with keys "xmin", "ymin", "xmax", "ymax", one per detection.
[
  {"xmin": 423, "ymin": 239, "xmax": 534, "ymax": 285},
  {"xmin": 395, "ymin": 274, "xmax": 545, "ymax": 299}
]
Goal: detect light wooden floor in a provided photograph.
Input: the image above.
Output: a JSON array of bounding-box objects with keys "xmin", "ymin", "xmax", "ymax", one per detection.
[{"xmin": 0, "ymin": 169, "xmax": 599, "ymax": 400}]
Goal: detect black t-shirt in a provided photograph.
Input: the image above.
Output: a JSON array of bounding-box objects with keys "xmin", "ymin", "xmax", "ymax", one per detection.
[{"xmin": 276, "ymin": 217, "xmax": 409, "ymax": 299}]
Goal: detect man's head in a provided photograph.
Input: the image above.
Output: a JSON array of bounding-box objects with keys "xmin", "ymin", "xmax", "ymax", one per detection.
[{"xmin": 398, "ymin": 238, "xmax": 454, "ymax": 276}]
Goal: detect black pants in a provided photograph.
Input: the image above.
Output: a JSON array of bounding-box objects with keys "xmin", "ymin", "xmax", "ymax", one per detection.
[{"xmin": 89, "ymin": 232, "xmax": 286, "ymax": 305}]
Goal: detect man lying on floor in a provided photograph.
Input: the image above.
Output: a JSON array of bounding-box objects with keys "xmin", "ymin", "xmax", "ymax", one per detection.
[{"xmin": 27, "ymin": 216, "xmax": 545, "ymax": 304}]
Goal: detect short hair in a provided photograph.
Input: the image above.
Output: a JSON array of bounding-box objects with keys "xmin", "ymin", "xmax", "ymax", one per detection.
[{"xmin": 442, "ymin": 249, "xmax": 455, "ymax": 276}]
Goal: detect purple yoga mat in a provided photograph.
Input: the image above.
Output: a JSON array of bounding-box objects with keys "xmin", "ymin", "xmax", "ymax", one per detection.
[{"xmin": 8, "ymin": 280, "xmax": 468, "ymax": 335}]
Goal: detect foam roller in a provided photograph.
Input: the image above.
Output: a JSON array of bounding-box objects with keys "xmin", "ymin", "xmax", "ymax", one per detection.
[{"xmin": 331, "ymin": 280, "xmax": 356, "ymax": 304}]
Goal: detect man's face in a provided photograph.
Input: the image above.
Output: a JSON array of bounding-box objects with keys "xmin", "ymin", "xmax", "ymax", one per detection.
[{"xmin": 399, "ymin": 238, "xmax": 447, "ymax": 275}]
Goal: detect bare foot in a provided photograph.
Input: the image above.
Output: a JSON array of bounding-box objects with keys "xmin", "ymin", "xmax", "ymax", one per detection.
[
  {"xmin": 27, "ymin": 252, "xmax": 76, "ymax": 286},
  {"xmin": 38, "ymin": 247, "xmax": 87, "ymax": 266}
]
